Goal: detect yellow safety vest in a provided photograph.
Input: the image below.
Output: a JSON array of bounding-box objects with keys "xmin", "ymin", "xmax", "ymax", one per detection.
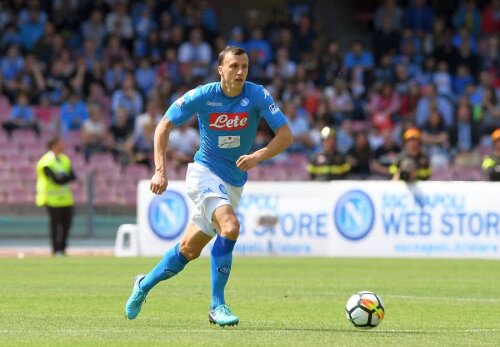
[{"xmin": 36, "ymin": 151, "xmax": 74, "ymax": 207}]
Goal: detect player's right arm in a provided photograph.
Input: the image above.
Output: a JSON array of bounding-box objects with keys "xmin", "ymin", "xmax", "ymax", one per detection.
[
  {"xmin": 150, "ymin": 115, "xmax": 175, "ymax": 194},
  {"xmin": 150, "ymin": 87, "xmax": 203, "ymax": 195}
]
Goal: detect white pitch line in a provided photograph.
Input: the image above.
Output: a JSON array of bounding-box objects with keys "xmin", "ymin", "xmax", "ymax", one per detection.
[{"xmin": 390, "ymin": 295, "xmax": 500, "ymax": 303}]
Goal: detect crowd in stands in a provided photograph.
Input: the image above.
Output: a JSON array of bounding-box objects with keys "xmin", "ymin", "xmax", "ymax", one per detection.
[{"xmin": 1, "ymin": 0, "xmax": 499, "ymax": 183}]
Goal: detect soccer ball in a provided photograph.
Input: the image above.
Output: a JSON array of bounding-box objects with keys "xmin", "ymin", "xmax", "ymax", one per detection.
[{"xmin": 345, "ymin": 291, "xmax": 385, "ymax": 328}]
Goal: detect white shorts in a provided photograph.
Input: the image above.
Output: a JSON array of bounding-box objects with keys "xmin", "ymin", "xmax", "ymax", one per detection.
[{"xmin": 186, "ymin": 162, "xmax": 243, "ymax": 237}]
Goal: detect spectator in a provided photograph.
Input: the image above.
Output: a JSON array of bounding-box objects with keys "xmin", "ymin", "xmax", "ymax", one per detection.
[
  {"xmin": 365, "ymin": 82, "xmax": 400, "ymax": 131},
  {"xmin": 293, "ymin": 14, "xmax": 316, "ymax": 56},
  {"xmin": 481, "ymin": 36, "xmax": 500, "ymax": 71},
  {"xmin": 394, "ymin": 63, "xmax": 412, "ymax": 96},
  {"xmin": 453, "ymin": 64, "xmax": 475, "ymax": 97},
  {"xmin": 399, "ymin": 83, "xmax": 421, "ymax": 121},
  {"xmin": 157, "ymin": 47, "xmax": 182, "ymax": 85},
  {"xmin": 34, "ymin": 94, "xmax": 57, "ymax": 130},
  {"xmin": 246, "ymin": 27, "xmax": 273, "ymax": 67},
  {"xmin": 110, "ymin": 106, "xmax": 133, "ymax": 165},
  {"xmin": 452, "ymin": 0, "xmax": 482, "ymax": 37},
  {"xmin": 481, "ymin": 0, "xmax": 500, "ymax": 35},
  {"xmin": 1, "ymin": 24, "xmax": 21, "ymax": 51},
  {"xmin": 452, "ymin": 26, "xmax": 478, "ymax": 53},
  {"xmin": 478, "ymin": 87, "xmax": 500, "ymax": 136},
  {"xmin": 433, "ymin": 61, "xmax": 452, "ymax": 97},
  {"xmin": 449, "ymin": 39, "xmax": 481, "ymax": 78},
  {"xmin": 105, "ymin": 2, "xmax": 134, "ymax": 44},
  {"xmin": 80, "ymin": 39, "xmax": 102, "ymax": 74},
  {"xmin": 415, "ymin": 56, "xmax": 436, "ymax": 86},
  {"xmin": 143, "ymin": 30, "xmax": 164, "ymax": 63},
  {"xmin": 374, "ymin": 54, "xmax": 395, "ymax": 83},
  {"xmin": 178, "ymin": 28, "xmax": 212, "ymax": 78},
  {"xmin": 319, "ymin": 39, "xmax": 343, "ymax": 87},
  {"xmin": 374, "ymin": 0, "xmax": 404, "ymax": 31},
  {"xmin": 227, "ymin": 26, "xmax": 247, "ymax": 50},
  {"xmin": 103, "ymin": 35, "xmax": 130, "ymax": 68},
  {"xmin": 19, "ymin": 7, "xmax": 44, "ymax": 52},
  {"xmin": 481, "ymin": 128, "xmax": 500, "ymax": 181},
  {"xmin": 266, "ymin": 47, "xmax": 297, "ymax": 81},
  {"xmin": 343, "ymin": 39, "xmax": 374, "ymax": 72},
  {"xmin": 134, "ymin": 99, "xmax": 162, "ymax": 136},
  {"xmin": 33, "ymin": 21, "xmax": 56, "ymax": 70},
  {"xmin": 336, "ymin": 118, "xmax": 355, "ymax": 155},
  {"xmin": 111, "ymin": 74, "xmax": 143, "ymax": 124},
  {"xmin": 390, "ymin": 127, "xmax": 431, "ymax": 181},
  {"xmin": 307, "ymin": 127, "xmax": 351, "ymax": 180},
  {"xmin": 421, "ymin": 108, "xmax": 450, "ymax": 168},
  {"xmin": 135, "ymin": 58, "xmax": 156, "ymax": 98},
  {"xmin": 282, "ymin": 101, "xmax": 317, "ymax": 154},
  {"xmin": 373, "ymin": 15, "xmax": 401, "ymax": 63},
  {"xmin": 126, "ymin": 118, "xmax": 154, "ymax": 169},
  {"xmin": 133, "ymin": 6, "xmax": 158, "ymax": 43},
  {"xmin": 371, "ymin": 128, "xmax": 401, "ymax": 178},
  {"xmin": 2, "ymin": 92, "xmax": 40, "ymax": 137},
  {"xmin": 347, "ymin": 131, "xmax": 372, "ymax": 179},
  {"xmin": 416, "ymin": 84, "xmax": 453, "ymax": 128},
  {"xmin": 59, "ymin": 91, "xmax": 89, "ymax": 133},
  {"xmin": 449, "ymin": 99, "xmax": 480, "ymax": 154},
  {"xmin": 324, "ymin": 78, "xmax": 354, "ymax": 126},
  {"xmin": 1, "ymin": 44, "xmax": 24, "ymax": 103},
  {"xmin": 82, "ymin": 103, "xmax": 107, "ymax": 162},
  {"xmin": 404, "ymin": 0, "xmax": 434, "ymax": 35},
  {"xmin": 82, "ymin": 10, "xmax": 106, "ymax": 50},
  {"xmin": 168, "ymin": 121, "xmax": 200, "ymax": 169}
]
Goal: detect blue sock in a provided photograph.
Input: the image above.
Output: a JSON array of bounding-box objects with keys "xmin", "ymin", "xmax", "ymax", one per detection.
[
  {"xmin": 210, "ymin": 235, "xmax": 236, "ymax": 309},
  {"xmin": 139, "ymin": 243, "xmax": 189, "ymax": 293}
]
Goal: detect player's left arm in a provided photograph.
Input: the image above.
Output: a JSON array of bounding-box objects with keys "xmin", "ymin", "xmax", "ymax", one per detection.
[
  {"xmin": 236, "ymin": 87, "xmax": 292, "ymax": 171},
  {"xmin": 236, "ymin": 124, "xmax": 293, "ymax": 171}
]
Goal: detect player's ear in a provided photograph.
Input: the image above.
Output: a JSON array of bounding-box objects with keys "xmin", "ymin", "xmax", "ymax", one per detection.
[{"xmin": 218, "ymin": 65, "xmax": 223, "ymax": 77}]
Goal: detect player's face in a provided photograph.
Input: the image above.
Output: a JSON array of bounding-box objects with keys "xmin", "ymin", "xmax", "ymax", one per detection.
[{"xmin": 219, "ymin": 52, "xmax": 249, "ymax": 89}]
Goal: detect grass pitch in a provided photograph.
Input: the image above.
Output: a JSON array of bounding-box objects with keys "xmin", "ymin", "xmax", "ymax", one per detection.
[{"xmin": 0, "ymin": 257, "xmax": 499, "ymax": 346}]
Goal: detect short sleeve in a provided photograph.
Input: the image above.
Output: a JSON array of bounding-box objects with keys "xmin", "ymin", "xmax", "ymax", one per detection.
[
  {"xmin": 254, "ymin": 85, "xmax": 288, "ymax": 132},
  {"xmin": 165, "ymin": 87, "xmax": 203, "ymax": 127}
]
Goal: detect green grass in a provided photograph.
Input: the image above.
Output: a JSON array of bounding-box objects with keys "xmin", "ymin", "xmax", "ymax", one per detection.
[{"xmin": 0, "ymin": 257, "xmax": 499, "ymax": 346}]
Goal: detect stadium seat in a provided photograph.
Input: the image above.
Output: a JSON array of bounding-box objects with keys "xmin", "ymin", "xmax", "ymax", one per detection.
[
  {"xmin": 12, "ymin": 130, "xmax": 38, "ymax": 149},
  {"xmin": 0, "ymin": 95, "xmax": 11, "ymax": 120},
  {"xmin": 123, "ymin": 164, "xmax": 151, "ymax": 181},
  {"xmin": 7, "ymin": 187, "xmax": 35, "ymax": 205}
]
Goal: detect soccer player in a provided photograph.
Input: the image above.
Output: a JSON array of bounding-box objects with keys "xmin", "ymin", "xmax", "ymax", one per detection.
[{"xmin": 125, "ymin": 46, "xmax": 293, "ymax": 326}]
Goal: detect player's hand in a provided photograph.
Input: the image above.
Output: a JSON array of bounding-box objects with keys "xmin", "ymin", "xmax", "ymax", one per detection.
[
  {"xmin": 236, "ymin": 154, "xmax": 259, "ymax": 171},
  {"xmin": 150, "ymin": 172, "xmax": 168, "ymax": 195}
]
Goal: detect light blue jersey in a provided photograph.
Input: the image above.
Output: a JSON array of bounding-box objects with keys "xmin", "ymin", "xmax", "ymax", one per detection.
[{"xmin": 166, "ymin": 81, "xmax": 288, "ymax": 186}]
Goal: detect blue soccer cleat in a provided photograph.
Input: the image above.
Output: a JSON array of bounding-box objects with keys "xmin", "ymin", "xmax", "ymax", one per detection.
[
  {"xmin": 125, "ymin": 274, "xmax": 147, "ymax": 320},
  {"xmin": 208, "ymin": 304, "xmax": 239, "ymax": 327}
]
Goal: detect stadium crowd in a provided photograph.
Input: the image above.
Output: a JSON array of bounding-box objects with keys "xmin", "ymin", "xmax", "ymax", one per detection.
[{"xmin": 1, "ymin": 0, "xmax": 499, "ymax": 182}]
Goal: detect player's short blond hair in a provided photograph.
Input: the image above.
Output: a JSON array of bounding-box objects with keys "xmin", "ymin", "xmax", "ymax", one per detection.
[{"xmin": 218, "ymin": 46, "xmax": 247, "ymax": 66}]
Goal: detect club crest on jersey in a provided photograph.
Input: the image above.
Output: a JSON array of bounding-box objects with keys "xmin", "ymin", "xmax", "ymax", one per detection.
[
  {"xmin": 240, "ymin": 97, "xmax": 249, "ymax": 107},
  {"xmin": 209, "ymin": 113, "xmax": 248, "ymax": 130}
]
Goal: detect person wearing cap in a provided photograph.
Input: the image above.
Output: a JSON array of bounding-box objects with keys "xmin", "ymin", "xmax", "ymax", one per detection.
[
  {"xmin": 389, "ymin": 127, "xmax": 431, "ymax": 181},
  {"xmin": 307, "ymin": 126, "xmax": 351, "ymax": 180},
  {"xmin": 481, "ymin": 129, "xmax": 500, "ymax": 181}
]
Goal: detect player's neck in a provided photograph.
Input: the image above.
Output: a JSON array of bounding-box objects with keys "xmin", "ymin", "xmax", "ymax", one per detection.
[{"xmin": 220, "ymin": 80, "xmax": 243, "ymax": 98}]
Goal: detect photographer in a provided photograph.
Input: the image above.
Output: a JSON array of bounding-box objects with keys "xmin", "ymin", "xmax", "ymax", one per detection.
[
  {"xmin": 389, "ymin": 128, "xmax": 431, "ymax": 182},
  {"xmin": 482, "ymin": 129, "xmax": 500, "ymax": 181}
]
